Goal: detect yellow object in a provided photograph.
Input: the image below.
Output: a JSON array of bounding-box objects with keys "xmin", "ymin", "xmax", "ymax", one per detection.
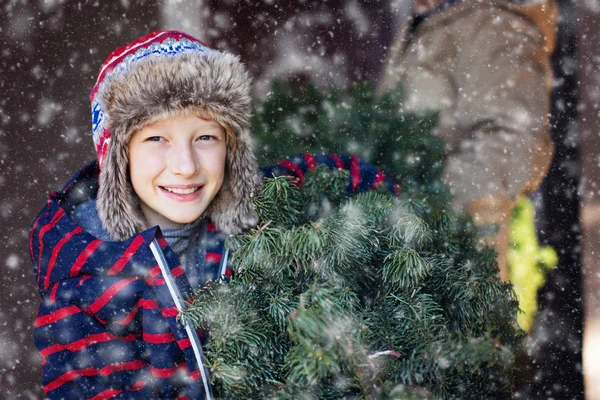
[{"xmin": 508, "ymin": 196, "xmax": 558, "ymax": 332}]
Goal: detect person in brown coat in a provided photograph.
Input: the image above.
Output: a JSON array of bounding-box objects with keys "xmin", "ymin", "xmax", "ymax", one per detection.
[{"xmin": 378, "ymin": 0, "xmax": 558, "ymax": 280}]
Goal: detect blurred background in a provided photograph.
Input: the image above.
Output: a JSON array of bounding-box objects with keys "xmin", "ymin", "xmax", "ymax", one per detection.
[{"xmin": 1, "ymin": 0, "xmax": 598, "ymax": 398}]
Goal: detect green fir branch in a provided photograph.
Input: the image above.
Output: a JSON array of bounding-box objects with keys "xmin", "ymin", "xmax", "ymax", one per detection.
[
  {"xmin": 382, "ymin": 249, "xmax": 434, "ymax": 288},
  {"xmin": 180, "ymin": 84, "xmax": 523, "ymax": 399}
]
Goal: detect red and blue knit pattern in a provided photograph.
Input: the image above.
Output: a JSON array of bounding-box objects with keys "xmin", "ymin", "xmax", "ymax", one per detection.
[
  {"xmin": 31, "ymin": 154, "xmax": 398, "ymax": 398},
  {"xmin": 31, "ymin": 163, "xmax": 222, "ymax": 399},
  {"xmin": 264, "ymin": 153, "xmax": 401, "ymax": 197},
  {"xmin": 90, "ymin": 31, "xmax": 211, "ymax": 166}
]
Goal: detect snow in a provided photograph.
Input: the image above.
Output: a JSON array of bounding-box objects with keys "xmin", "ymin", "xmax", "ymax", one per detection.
[
  {"xmin": 584, "ymin": 0, "xmax": 600, "ymax": 13},
  {"xmin": 344, "ymin": 0, "xmax": 370, "ymax": 37},
  {"xmin": 36, "ymin": 99, "xmax": 63, "ymax": 126},
  {"xmin": 5, "ymin": 9, "xmax": 34, "ymax": 42},
  {"xmin": 0, "ymin": 0, "xmax": 591, "ymax": 398},
  {"xmin": 160, "ymin": 0, "xmax": 209, "ymax": 42},
  {"xmin": 38, "ymin": 0, "xmax": 66, "ymax": 13},
  {"xmin": 5, "ymin": 254, "xmax": 21, "ymax": 270}
]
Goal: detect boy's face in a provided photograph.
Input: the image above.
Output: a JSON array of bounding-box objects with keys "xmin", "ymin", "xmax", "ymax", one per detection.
[{"xmin": 128, "ymin": 114, "xmax": 227, "ymax": 229}]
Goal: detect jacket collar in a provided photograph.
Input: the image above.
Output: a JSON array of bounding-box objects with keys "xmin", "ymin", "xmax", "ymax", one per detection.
[{"xmin": 32, "ymin": 161, "xmax": 195, "ymax": 297}]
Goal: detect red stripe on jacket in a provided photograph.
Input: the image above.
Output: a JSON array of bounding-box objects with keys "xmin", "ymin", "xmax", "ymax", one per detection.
[
  {"xmin": 205, "ymin": 252, "xmax": 221, "ymax": 263},
  {"xmin": 44, "ymin": 226, "xmax": 83, "ymax": 290},
  {"xmin": 29, "ymin": 212, "xmax": 45, "ymax": 264},
  {"xmin": 107, "ymin": 235, "xmax": 145, "ymax": 275},
  {"xmin": 177, "ymin": 338, "xmax": 192, "ymax": 350},
  {"xmin": 40, "ymin": 332, "xmax": 139, "ymax": 359},
  {"xmin": 189, "ymin": 369, "xmax": 202, "ymax": 381},
  {"xmin": 149, "ymin": 363, "xmax": 200, "ymax": 381},
  {"xmin": 49, "ymin": 281, "xmax": 60, "ymax": 304},
  {"xmin": 116, "ymin": 298, "xmax": 159, "ymax": 326},
  {"xmin": 70, "ymin": 239, "xmax": 103, "ymax": 277},
  {"xmin": 43, "ymin": 360, "xmax": 146, "ymax": 394},
  {"xmin": 372, "ymin": 170, "xmax": 385, "ymax": 189},
  {"xmin": 76, "ymin": 274, "xmax": 93, "ymax": 288},
  {"xmin": 278, "ymin": 159, "xmax": 304, "ymax": 185},
  {"xmin": 161, "ymin": 306, "xmax": 179, "ymax": 318},
  {"xmin": 303, "ymin": 153, "xmax": 317, "ymax": 170},
  {"xmin": 394, "ymin": 183, "xmax": 402, "ymax": 197},
  {"xmin": 35, "ymin": 306, "xmax": 82, "ymax": 327},
  {"xmin": 88, "ymin": 380, "xmax": 146, "ymax": 400},
  {"xmin": 148, "ymin": 264, "xmax": 161, "ymax": 278},
  {"xmin": 329, "ymin": 154, "xmax": 345, "ymax": 169},
  {"xmin": 146, "ymin": 266, "xmax": 185, "ymax": 286},
  {"xmin": 350, "ymin": 155, "xmax": 360, "ymax": 192},
  {"xmin": 149, "ymin": 364, "xmax": 187, "ymax": 379},
  {"xmin": 37, "ymin": 208, "xmax": 66, "ymax": 288},
  {"xmin": 143, "ymin": 332, "xmax": 175, "ymax": 344},
  {"xmin": 87, "ymin": 277, "xmax": 140, "ymax": 314}
]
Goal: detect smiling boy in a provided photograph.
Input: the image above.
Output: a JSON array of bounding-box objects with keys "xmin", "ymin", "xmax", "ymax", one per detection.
[
  {"xmin": 31, "ymin": 30, "xmax": 261, "ymax": 399},
  {"xmin": 129, "ymin": 114, "xmax": 228, "ymax": 230},
  {"xmin": 30, "ymin": 30, "xmax": 398, "ymax": 399}
]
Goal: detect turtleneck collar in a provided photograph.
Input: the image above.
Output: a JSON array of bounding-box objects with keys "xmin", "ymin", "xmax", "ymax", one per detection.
[{"xmin": 162, "ymin": 216, "xmax": 206, "ymax": 239}]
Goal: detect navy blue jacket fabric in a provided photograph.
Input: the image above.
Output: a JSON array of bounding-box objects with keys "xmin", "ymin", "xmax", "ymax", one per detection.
[{"xmin": 31, "ymin": 154, "xmax": 398, "ymax": 399}]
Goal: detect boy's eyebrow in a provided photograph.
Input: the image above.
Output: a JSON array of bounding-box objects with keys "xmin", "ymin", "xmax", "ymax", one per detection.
[
  {"xmin": 139, "ymin": 124, "xmax": 164, "ymax": 133},
  {"xmin": 197, "ymin": 125, "xmax": 225, "ymax": 135}
]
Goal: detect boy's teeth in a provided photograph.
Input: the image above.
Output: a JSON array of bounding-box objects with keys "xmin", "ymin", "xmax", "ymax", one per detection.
[{"xmin": 164, "ymin": 187, "xmax": 199, "ymax": 195}]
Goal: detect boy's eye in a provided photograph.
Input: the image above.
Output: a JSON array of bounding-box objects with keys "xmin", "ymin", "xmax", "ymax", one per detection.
[
  {"xmin": 198, "ymin": 135, "xmax": 214, "ymax": 141},
  {"xmin": 145, "ymin": 136, "xmax": 163, "ymax": 142}
]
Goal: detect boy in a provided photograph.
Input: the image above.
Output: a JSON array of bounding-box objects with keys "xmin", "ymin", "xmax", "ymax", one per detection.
[{"xmin": 31, "ymin": 30, "xmax": 397, "ymax": 399}]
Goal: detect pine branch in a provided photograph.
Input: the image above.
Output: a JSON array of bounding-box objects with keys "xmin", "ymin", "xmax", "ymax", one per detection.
[
  {"xmin": 382, "ymin": 249, "xmax": 433, "ymax": 288},
  {"xmin": 181, "ymin": 85, "xmax": 524, "ymax": 398}
]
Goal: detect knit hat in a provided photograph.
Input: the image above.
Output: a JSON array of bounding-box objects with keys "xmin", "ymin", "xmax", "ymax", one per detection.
[{"xmin": 90, "ymin": 30, "xmax": 261, "ymax": 240}]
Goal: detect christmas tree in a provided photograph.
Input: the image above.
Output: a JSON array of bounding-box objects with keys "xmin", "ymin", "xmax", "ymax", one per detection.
[
  {"xmin": 181, "ymin": 82, "xmax": 524, "ymax": 398},
  {"xmin": 252, "ymin": 80, "xmax": 449, "ymax": 208}
]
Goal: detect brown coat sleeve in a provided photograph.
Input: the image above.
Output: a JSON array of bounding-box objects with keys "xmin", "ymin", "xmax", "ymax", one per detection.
[{"xmin": 378, "ymin": 0, "xmax": 557, "ymax": 213}]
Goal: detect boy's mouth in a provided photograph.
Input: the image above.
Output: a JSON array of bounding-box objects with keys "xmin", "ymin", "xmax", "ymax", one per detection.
[
  {"xmin": 160, "ymin": 186, "xmax": 202, "ymax": 195},
  {"xmin": 159, "ymin": 185, "xmax": 204, "ymax": 202}
]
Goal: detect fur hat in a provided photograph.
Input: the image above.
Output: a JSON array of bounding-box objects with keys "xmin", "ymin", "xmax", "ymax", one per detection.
[{"xmin": 90, "ymin": 30, "xmax": 261, "ymax": 240}]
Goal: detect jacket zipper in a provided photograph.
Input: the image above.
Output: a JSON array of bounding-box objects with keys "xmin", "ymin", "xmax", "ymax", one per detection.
[
  {"xmin": 219, "ymin": 247, "xmax": 230, "ymax": 279},
  {"xmin": 149, "ymin": 239, "xmax": 213, "ymax": 400}
]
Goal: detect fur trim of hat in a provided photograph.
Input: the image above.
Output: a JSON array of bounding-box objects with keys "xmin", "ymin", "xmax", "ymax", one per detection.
[{"xmin": 90, "ymin": 30, "xmax": 261, "ymax": 240}]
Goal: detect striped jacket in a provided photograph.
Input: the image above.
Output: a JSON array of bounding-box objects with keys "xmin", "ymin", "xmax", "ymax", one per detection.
[{"xmin": 31, "ymin": 154, "xmax": 398, "ymax": 399}]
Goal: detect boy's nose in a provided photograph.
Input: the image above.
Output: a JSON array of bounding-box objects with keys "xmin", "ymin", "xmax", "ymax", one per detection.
[{"xmin": 169, "ymin": 145, "xmax": 198, "ymax": 177}]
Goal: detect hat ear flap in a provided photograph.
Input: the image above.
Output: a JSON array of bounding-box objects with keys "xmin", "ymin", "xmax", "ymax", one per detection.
[
  {"xmin": 96, "ymin": 133, "xmax": 146, "ymax": 240},
  {"xmin": 206, "ymin": 126, "xmax": 262, "ymax": 234}
]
